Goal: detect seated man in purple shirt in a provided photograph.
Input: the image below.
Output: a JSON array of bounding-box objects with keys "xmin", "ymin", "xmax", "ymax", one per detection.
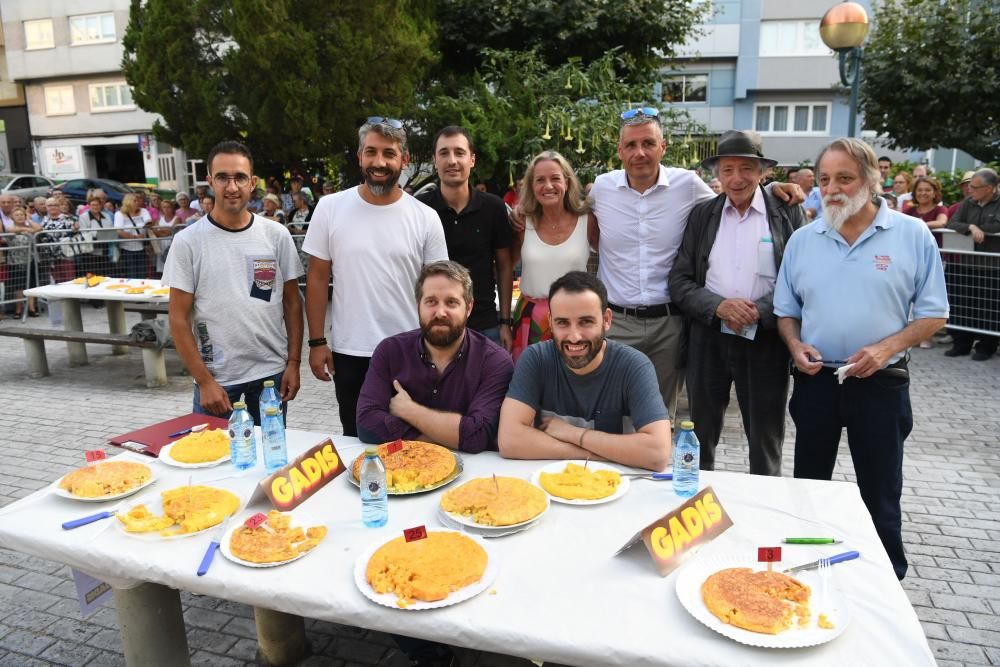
[{"xmin": 356, "ymin": 260, "xmax": 514, "ymax": 452}]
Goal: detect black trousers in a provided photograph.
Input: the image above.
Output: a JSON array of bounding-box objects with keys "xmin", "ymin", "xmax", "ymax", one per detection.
[
  {"xmin": 331, "ymin": 352, "xmax": 371, "ymax": 437},
  {"xmin": 789, "ymin": 368, "xmax": 912, "ymax": 580},
  {"xmin": 685, "ymin": 321, "xmax": 789, "ymax": 476}
]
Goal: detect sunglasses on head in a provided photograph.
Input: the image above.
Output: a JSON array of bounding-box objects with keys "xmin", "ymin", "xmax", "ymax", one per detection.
[
  {"xmin": 367, "ymin": 116, "xmax": 404, "ymax": 129},
  {"xmin": 620, "ymin": 107, "xmax": 660, "ymax": 121}
]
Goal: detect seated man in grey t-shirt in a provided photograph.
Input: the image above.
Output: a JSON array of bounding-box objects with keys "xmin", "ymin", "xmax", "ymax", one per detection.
[{"xmin": 498, "ymin": 271, "xmax": 672, "ymax": 471}]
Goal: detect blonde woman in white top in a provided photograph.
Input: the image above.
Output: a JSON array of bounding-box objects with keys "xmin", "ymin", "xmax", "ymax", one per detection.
[{"xmin": 511, "ymin": 150, "xmax": 595, "ymax": 361}]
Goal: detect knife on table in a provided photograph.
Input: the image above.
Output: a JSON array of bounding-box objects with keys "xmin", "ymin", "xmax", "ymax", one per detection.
[
  {"xmin": 782, "ymin": 550, "xmax": 859, "ymax": 574},
  {"xmin": 62, "ymin": 509, "xmax": 118, "ymax": 530},
  {"xmin": 620, "ymin": 472, "xmax": 673, "ymax": 480},
  {"xmin": 197, "ymin": 515, "xmax": 232, "ymax": 577}
]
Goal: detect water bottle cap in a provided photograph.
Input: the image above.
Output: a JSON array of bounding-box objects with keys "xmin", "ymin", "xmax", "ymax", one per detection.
[
  {"xmin": 265, "ymin": 407, "xmax": 279, "ymax": 416},
  {"xmin": 233, "ymin": 401, "xmax": 247, "ymax": 409},
  {"xmin": 680, "ymin": 420, "xmax": 695, "ymax": 430},
  {"xmin": 263, "ymin": 380, "xmax": 275, "ymax": 388},
  {"xmin": 364, "ymin": 446, "xmax": 378, "ymax": 456}
]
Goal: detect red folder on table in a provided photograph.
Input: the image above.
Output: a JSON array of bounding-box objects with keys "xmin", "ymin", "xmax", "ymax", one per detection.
[{"xmin": 108, "ymin": 413, "xmax": 230, "ymax": 457}]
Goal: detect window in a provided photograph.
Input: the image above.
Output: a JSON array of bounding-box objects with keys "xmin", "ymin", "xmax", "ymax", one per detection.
[
  {"xmin": 759, "ymin": 20, "xmax": 831, "ymax": 57},
  {"xmin": 754, "ymin": 103, "xmax": 830, "ymax": 134},
  {"xmin": 88, "ymin": 82, "xmax": 134, "ymax": 112},
  {"xmin": 70, "ymin": 13, "xmax": 116, "ymax": 45},
  {"xmin": 662, "ymin": 74, "xmax": 708, "ymax": 104},
  {"xmin": 24, "ymin": 19, "xmax": 54, "ymax": 50},
  {"xmin": 44, "ymin": 85, "xmax": 76, "ymax": 116}
]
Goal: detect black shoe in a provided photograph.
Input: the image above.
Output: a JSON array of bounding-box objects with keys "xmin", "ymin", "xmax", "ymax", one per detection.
[
  {"xmin": 972, "ymin": 351, "xmax": 994, "ymax": 362},
  {"xmin": 944, "ymin": 347, "xmax": 971, "ymax": 357},
  {"xmin": 27, "ymin": 309, "xmax": 39, "ymax": 318}
]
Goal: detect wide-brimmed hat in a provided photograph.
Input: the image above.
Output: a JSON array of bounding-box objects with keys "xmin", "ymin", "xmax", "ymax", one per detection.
[
  {"xmin": 959, "ymin": 170, "xmax": 977, "ymax": 184},
  {"xmin": 701, "ymin": 130, "xmax": 778, "ymax": 170},
  {"xmin": 262, "ymin": 193, "xmax": 281, "ymax": 206}
]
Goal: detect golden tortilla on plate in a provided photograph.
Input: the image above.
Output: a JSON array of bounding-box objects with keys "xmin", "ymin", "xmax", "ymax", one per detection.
[
  {"xmin": 440, "ymin": 477, "xmax": 546, "ymax": 526},
  {"xmin": 229, "ymin": 510, "xmax": 327, "ymax": 564},
  {"xmin": 168, "ymin": 428, "xmax": 229, "ymax": 464},
  {"xmin": 701, "ymin": 568, "xmax": 811, "ymax": 634},
  {"xmin": 538, "ymin": 463, "xmax": 621, "ymax": 500},
  {"xmin": 351, "ymin": 440, "xmax": 456, "ymax": 492},
  {"xmin": 59, "ymin": 461, "xmax": 152, "ymax": 498},
  {"xmin": 366, "ymin": 532, "xmax": 487, "ymax": 607},
  {"xmin": 117, "ymin": 485, "xmax": 239, "ymax": 536}
]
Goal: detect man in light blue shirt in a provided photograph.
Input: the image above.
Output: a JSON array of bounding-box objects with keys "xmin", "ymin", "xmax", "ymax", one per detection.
[{"xmin": 774, "ymin": 138, "xmax": 948, "ymax": 581}]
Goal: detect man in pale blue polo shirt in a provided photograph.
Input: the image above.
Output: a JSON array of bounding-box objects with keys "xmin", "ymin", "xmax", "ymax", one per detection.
[{"xmin": 774, "ymin": 138, "xmax": 948, "ymax": 581}]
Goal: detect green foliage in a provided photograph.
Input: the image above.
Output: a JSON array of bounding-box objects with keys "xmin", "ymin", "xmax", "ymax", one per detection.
[
  {"xmin": 412, "ymin": 49, "xmax": 706, "ymax": 187},
  {"xmin": 122, "ymin": 0, "xmax": 437, "ymax": 175},
  {"xmin": 860, "ymin": 0, "xmax": 1000, "ymax": 163},
  {"xmin": 931, "ymin": 164, "xmax": 999, "ymax": 206},
  {"xmin": 434, "ymin": 0, "xmax": 709, "ymax": 77}
]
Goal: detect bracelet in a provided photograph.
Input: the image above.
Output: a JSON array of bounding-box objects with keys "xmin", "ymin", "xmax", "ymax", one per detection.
[
  {"xmin": 307, "ymin": 337, "xmax": 327, "ymax": 348},
  {"xmin": 499, "ymin": 317, "xmax": 514, "ymax": 327},
  {"xmin": 579, "ymin": 429, "xmax": 588, "ymax": 448}
]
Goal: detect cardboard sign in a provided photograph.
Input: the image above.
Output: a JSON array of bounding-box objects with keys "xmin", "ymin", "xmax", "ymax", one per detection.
[
  {"xmin": 386, "ymin": 439, "xmax": 404, "ymax": 455},
  {"xmin": 244, "ymin": 512, "xmax": 269, "ymax": 530},
  {"xmin": 259, "ymin": 439, "xmax": 346, "ymax": 511},
  {"xmin": 85, "ymin": 450, "xmax": 106, "ymax": 463},
  {"xmin": 615, "ymin": 486, "xmax": 733, "ymax": 576},
  {"xmin": 404, "ymin": 525, "xmax": 428, "ymax": 542},
  {"xmin": 758, "ymin": 546, "xmax": 782, "ymax": 562},
  {"xmin": 72, "ymin": 569, "xmax": 112, "ymax": 617}
]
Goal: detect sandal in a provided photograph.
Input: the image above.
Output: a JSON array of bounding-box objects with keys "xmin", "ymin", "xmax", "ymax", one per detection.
[{"xmin": 28, "ymin": 309, "xmax": 40, "ymax": 318}]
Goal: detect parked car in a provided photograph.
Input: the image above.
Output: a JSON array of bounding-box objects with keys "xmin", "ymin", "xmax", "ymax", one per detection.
[
  {"xmin": 53, "ymin": 178, "xmax": 134, "ymax": 206},
  {"xmin": 0, "ymin": 173, "xmax": 56, "ymax": 201}
]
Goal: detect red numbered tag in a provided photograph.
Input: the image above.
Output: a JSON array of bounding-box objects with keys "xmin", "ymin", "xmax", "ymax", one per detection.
[
  {"xmin": 85, "ymin": 450, "xmax": 106, "ymax": 463},
  {"xmin": 386, "ymin": 440, "xmax": 404, "ymax": 455},
  {"xmin": 758, "ymin": 546, "xmax": 782, "ymax": 562},
  {"xmin": 403, "ymin": 525, "xmax": 427, "ymax": 542},
  {"xmin": 244, "ymin": 513, "xmax": 269, "ymax": 530}
]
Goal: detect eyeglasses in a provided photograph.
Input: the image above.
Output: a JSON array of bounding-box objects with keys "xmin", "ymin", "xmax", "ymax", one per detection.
[
  {"xmin": 367, "ymin": 116, "xmax": 404, "ymax": 129},
  {"xmin": 620, "ymin": 107, "xmax": 660, "ymax": 121},
  {"xmin": 211, "ymin": 173, "xmax": 252, "ymax": 187}
]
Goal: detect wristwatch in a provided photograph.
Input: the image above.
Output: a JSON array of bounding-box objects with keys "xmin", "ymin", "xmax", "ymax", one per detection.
[
  {"xmin": 499, "ymin": 317, "xmax": 514, "ymax": 327},
  {"xmin": 307, "ymin": 337, "xmax": 328, "ymax": 348}
]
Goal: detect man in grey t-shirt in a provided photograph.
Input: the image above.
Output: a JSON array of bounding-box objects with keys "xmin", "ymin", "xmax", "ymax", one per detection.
[
  {"xmin": 164, "ymin": 141, "xmax": 304, "ymax": 424},
  {"xmin": 498, "ymin": 271, "xmax": 672, "ymax": 471}
]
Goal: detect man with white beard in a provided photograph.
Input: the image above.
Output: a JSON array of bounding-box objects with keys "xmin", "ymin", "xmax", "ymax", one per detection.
[
  {"xmin": 773, "ymin": 138, "xmax": 948, "ymax": 581},
  {"xmin": 303, "ymin": 117, "xmax": 448, "ymax": 436}
]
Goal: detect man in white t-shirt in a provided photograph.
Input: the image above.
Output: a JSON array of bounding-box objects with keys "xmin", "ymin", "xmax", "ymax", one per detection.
[
  {"xmin": 303, "ymin": 117, "xmax": 448, "ymax": 436},
  {"xmin": 164, "ymin": 141, "xmax": 304, "ymax": 424}
]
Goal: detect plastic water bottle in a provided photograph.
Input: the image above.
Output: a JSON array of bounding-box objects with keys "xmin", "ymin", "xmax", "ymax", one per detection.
[
  {"xmin": 673, "ymin": 420, "xmax": 700, "ymax": 498},
  {"xmin": 259, "ymin": 380, "xmax": 281, "ymax": 426},
  {"xmin": 360, "ymin": 447, "xmax": 388, "ymax": 527},
  {"xmin": 228, "ymin": 400, "xmax": 257, "ymax": 470},
  {"xmin": 261, "ymin": 407, "xmax": 288, "ymax": 473}
]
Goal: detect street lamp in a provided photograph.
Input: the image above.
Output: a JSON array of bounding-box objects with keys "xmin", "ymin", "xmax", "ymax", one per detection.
[{"xmin": 820, "ymin": 2, "xmax": 870, "ymax": 138}]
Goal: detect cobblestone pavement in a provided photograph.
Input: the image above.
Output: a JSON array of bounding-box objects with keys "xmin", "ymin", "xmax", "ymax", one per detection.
[{"xmin": 0, "ymin": 306, "xmax": 996, "ymax": 666}]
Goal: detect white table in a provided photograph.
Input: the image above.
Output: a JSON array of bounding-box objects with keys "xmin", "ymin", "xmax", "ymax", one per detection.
[
  {"xmin": 25, "ymin": 279, "xmax": 168, "ymax": 373},
  {"xmin": 0, "ymin": 431, "xmax": 934, "ymax": 666}
]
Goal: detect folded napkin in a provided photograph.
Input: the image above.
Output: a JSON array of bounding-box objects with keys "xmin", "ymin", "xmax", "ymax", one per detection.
[{"xmin": 835, "ymin": 363, "xmax": 855, "ymax": 384}]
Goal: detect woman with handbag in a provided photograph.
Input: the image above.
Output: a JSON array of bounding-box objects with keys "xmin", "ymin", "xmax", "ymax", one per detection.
[
  {"xmin": 8, "ymin": 207, "xmax": 41, "ymax": 317},
  {"xmin": 114, "ymin": 193, "xmax": 152, "ymax": 278}
]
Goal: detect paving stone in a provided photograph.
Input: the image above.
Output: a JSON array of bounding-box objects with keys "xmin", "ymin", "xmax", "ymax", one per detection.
[
  {"xmin": 39, "ymin": 640, "xmax": 100, "ymax": 667},
  {"xmin": 0, "ymin": 627, "xmax": 55, "ymax": 657},
  {"xmin": 0, "ymin": 652, "xmax": 51, "ymax": 667},
  {"xmin": 183, "ymin": 606, "xmax": 232, "ymax": 631},
  {"xmin": 83, "ymin": 651, "xmax": 127, "ymax": 667},
  {"xmin": 189, "ymin": 650, "xmax": 245, "ymax": 666},
  {"xmin": 968, "ymin": 612, "xmax": 1000, "ymax": 633},
  {"xmin": 916, "ymin": 606, "xmax": 970, "ymax": 627},
  {"xmin": 947, "ymin": 626, "xmax": 1000, "ymax": 649},
  {"xmin": 185, "ymin": 627, "xmax": 238, "ymax": 654},
  {"xmin": 225, "ymin": 636, "xmax": 259, "ymax": 662},
  {"xmin": 221, "ymin": 615, "xmax": 258, "ymax": 640},
  {"xmin": 928, "ymin": 638, "xmax": 989, "ymax": 663}
]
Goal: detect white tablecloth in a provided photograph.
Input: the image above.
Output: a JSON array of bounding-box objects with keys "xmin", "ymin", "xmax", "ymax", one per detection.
[
  {"xmin": 26, "ymin": 279, "xmax": 168, "ymax": 303},
  {"xmin": 0, "ymin": 431, "xmax": 934, "ymax": 666}
]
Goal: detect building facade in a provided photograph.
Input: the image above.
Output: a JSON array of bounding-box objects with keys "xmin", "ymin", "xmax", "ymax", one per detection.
[
  {"xmin": 0, "ymin": 0, "xmax": 184, "ymax": 188},
  {"xmin": 663, "ymin": 0, "xmax": 977, "ymax": 172}
]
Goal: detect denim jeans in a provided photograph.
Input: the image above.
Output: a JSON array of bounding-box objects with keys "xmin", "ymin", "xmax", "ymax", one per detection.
[
  {"xmin": 193, "ymin": 369, "xmax": 287, "ymax": 426},
  {"xmin": 478, "ymin": 326, "xmax": 501, "ymax": 346}
]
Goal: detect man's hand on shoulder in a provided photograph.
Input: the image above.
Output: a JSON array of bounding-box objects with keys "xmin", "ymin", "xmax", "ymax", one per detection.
[
  {"xmin": 308, "ymin": 346, "xmax": 334, "ymax": 381},
  {"xmin": 771, "ymin": 182, "xmax": 806, "ymax": 206},
  {"xmin": 509, "ymin": 206, "xmax": 526, "ymax": 233}
]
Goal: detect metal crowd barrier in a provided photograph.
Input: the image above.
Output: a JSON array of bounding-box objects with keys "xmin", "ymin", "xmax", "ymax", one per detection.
[{"xmin": 934, "ymin": 229, "xmax": 1000, "ymax": 337}]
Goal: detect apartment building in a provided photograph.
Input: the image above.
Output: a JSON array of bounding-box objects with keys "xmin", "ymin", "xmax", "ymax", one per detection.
[
  {"xmin": 660, "ymin": 0, "xmax": 977, "ymax": 171},
  {"xmin": 0, "ymin": 24, "xmax": 31, "ymax": 174},
  {"xmin": 0, "ymin": 0, "xmax": 184, "ymax": 188}
]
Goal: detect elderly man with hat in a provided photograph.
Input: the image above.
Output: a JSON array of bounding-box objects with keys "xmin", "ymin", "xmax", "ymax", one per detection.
[
  {"xmin": 947, "ymin": 170, "xmax": 978, "ymax": 220},
  {"xmin": 668, "ymin": 130, "xmax": 804, "ymax": 476}
]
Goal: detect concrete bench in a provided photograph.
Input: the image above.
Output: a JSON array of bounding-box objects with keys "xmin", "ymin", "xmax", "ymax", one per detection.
[{"xmin": 0, "ymin": 327, "xmax": 169, "ymax": 388}]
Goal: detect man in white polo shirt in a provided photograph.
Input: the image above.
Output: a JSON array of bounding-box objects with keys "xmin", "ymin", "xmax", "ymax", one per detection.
[
  {"xmin": 303, "ymin": 117, "xmax": 448, "ymax": 436},
  {"xmin": 590, "ymin": 109, "xmax": 802, "ymax": 417}
]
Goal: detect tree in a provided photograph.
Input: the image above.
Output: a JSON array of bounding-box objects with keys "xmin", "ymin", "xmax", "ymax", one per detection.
[
  {"xmin": 859, "ymin": 0, "xmax": 1000, "ymax": 163},
  {"xmin": 411, "ymin": 49, "xmax": 705, "ymax": 188},
  {"xmin": 434, "ymin": 0, "xmax": 708, "ymax": 77},
  {"xmin": 122, "ymin": 0, "xmax": 437, "ymax": 175}
]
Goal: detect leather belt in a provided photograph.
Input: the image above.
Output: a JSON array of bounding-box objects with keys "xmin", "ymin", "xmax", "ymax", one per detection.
[
  {"xmin": 608, "ymin": 302, "xmax": 682, "ymax": 318},
  {"xmin": 814, "ymin": 356, "xmax": 909, "ymax": 380}
]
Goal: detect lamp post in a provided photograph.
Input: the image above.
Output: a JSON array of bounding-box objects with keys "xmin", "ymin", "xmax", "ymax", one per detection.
[{"xmin": 820, "ymin": 2, "xmax": 870, "ymax": 138}]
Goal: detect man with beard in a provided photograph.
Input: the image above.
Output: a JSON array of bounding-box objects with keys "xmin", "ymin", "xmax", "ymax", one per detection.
[
  {"xmin": 774, "ymin": 138, "xmax": 948, "ymax": 580},
  {"xmin": 164, "ymin": 141, "xmax": 304, "ymax": 424},
  {"xmin": 417, "ymin": 126, "xmax": 514, "ymax": 350},
  {"xmin": 303, "ymin": 117, "xmax": 448, "ymax": 436},
  {"xmin": 355, "ymin": 261, "xmax": 513, "ymax": 452},
  {"xmin": 498, "ymin": 271, "xmax": 672, "ymax": 471}
]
